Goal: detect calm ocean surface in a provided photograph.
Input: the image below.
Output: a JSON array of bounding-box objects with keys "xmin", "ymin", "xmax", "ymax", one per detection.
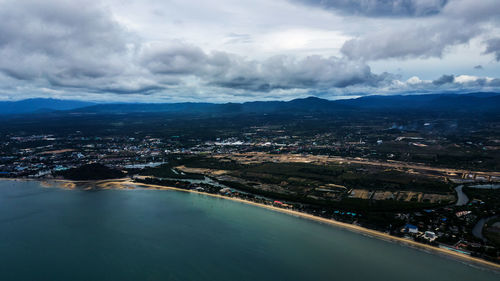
[{"xmin": 0, "ymin": 180, "xmax": 498, "ymax": 281}]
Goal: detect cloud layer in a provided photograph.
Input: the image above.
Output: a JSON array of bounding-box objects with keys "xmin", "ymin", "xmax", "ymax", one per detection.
[{"xmin": 0, "ymin": 0, "xmax": 498, "ymax": 102}]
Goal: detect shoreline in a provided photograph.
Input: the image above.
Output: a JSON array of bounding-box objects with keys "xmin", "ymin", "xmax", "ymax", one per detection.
[{"xmin": 2, "ymin": 177, "xmax": 500, "ymax": 272}]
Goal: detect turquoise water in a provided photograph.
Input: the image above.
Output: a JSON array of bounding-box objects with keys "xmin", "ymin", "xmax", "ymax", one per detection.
[{"xmin": 0, "ymin": 180, "xmax": 498, "ymax": 281}]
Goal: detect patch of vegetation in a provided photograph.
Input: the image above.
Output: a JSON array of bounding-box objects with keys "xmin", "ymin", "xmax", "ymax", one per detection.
[
  {"xmin": 228, "ymin": 162, "xmax": 452, "ymax": 193},
  {"xmin": 463, "ymin": 186, "xmax": 500, "ymax": 213},
  {"xmin": 56, "ymin": 163, "xmax": 125, "ymax": 180}
]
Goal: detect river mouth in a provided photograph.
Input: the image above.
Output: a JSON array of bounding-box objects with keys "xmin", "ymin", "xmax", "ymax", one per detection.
[{"xmin": 0, "ymin": 179, "xmax": 498, "ymax": 281}]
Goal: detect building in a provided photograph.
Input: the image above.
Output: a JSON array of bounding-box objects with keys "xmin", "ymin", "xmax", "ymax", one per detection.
[
  {"xmin": 424, "ymin": 231, "xmax": 437, "ymax": 241},
  {"xmin": 403, "ymin": 224, "xmax": 419, "ymax": 234}
]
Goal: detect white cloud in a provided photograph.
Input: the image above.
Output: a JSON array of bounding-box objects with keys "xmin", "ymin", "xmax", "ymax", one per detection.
[
  {"xmin": 454, "ymin": 75, "xmax": 479, "ymax": 83},
  {"xmin": 406, "ymin": 76, "xmax": 426, "ymax": 84}
]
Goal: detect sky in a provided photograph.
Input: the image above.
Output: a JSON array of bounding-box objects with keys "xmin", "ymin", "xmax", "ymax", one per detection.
[{"xmin": 0, "ymin": 0, "xmax": 499, "ymax": 103}]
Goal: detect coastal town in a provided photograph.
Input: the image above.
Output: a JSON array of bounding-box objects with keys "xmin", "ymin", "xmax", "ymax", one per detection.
[
  {"xmin": 2, "ymin": 0, "xmax": 500, "ymax": 279},
  {"xmin": 1, "ymin": 128, "xmax": 499, "ymax": 267}
]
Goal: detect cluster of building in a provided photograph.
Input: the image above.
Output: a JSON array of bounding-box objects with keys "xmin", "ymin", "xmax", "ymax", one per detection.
[
  {"xmin": 0, "ymin": 134, "xmax": 173, "ymax": 178},
  {"xmin": 2, "ymin": 117, "xmax": 498, "ymax": 179}
]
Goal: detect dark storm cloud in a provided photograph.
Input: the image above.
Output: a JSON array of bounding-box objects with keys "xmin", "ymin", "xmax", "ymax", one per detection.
[
  {"xmin": 474, "ymin": 65, "xmax": 483, "ymax": 70},
  {"xmin": 432, "ymin": 74, "xmax": 454, "ymax": 85},
  {"xmin": 141, "ymin": 44, "xmax": 391, "ymax": 91},
  {"xmin": 483, "ymin": 38, "xmax": 500, "ymax": 61},
  {"xmin": 293, "ymin": 0, "xmax": 448, "ymax": 17},
  {"xmin": 46, "ymin": 74, "xmax": 165, "ymax": 95}
]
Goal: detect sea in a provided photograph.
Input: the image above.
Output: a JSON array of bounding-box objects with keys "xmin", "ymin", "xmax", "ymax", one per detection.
[{"xmin": 0, "ymin": 180, "xmax": 498, "ymax": 281}]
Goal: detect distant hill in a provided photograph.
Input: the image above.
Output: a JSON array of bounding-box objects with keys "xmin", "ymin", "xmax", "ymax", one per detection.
[
  {"xmin": 75, "ymin": 96, "xmax": 352, "ymax": 115},
  {"xmin": 73, "ymin": 102, "xmax": 217, "ymax": 114},
  {"xmin": 2, "ymin": 92, "xmax": 499, "ymax": 116},
  {"xmin": 0, "ymin": 98, "xmax": 94, "ymax": 115},
  {"xmin": 336, "ymin": 92, "xmax": 500, "ymax": 112}
]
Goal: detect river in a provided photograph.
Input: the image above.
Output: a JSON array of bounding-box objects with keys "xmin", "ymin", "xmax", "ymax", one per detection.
[
  {"xmin": 0, "ymin": 180, "xmax": 498, "ymax": 281},
  {"xmin": 455, "ymin": 185, "xmax": 469, "ymax": 206}
]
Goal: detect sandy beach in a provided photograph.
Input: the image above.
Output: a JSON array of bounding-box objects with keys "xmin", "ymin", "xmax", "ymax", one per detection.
[{"xmin": 2, "ymin": 177, "xmax": 499, "ymax": 271}]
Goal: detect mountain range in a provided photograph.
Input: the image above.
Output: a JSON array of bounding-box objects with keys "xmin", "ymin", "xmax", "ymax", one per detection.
[
  {"xmin": 1, "ymin": 92, "xmax": 499, "ymax": 116},
  {"xmin": 0, "ymin": 98, "xmax": 94, "ymax": 115}
]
